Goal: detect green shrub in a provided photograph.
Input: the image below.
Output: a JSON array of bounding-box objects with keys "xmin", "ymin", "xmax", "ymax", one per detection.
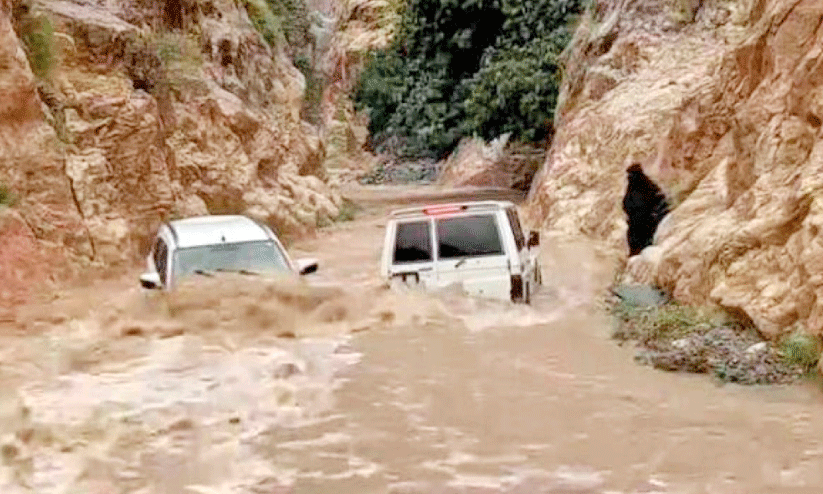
[
  {"xmin": 611, "ymin": 300, "xmax": 710, "ymax": 344},
  {"xmin": 18, "ymin": 10, "xmax": 56, "ymax": 81},
  {"xmin": 295, "ymin": 53, "xmax": 323, "ymax": 124},
  {"xmin": 0, "ymin": 184, "xmax": 18, "ymax": 208},
  {"xmin": 670, "ymin": 0, "xmax": 698, "ymax": 24},
  {"xmin": 267, "ymin": 0, "xmax": 311, "ymax": 49},
  {"xmin": 244, "ymin": 0, "xmax": 285, "ymax": 47},
  {"xmin": 334, "ymin": 199, "xmax": 360, "ymax": 222},
  {"xmin": 244, "ymin": 0, "xmax": 310, "ymax": 49},
  {"xmin": 778, "ymin": 330, "xmax": 821, "ymax": 370}
]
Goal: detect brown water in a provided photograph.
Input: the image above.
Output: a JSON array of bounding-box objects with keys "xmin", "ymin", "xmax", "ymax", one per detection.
[{"xmin": 2, "ymin": 186, "xmax": 823, "ymax": 494}]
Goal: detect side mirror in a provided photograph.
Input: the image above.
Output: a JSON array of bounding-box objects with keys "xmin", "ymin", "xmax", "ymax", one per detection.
[
  {"xmin": 139, "ymin": 272, "xmax": 162, "ymax": 289},
  {"xmin": 295, "ymin": 258, "xmax": 319, "ymax": 276},
  {"xmin": 527, "ymin": 230, "xmax": 540, "ymax": 248}
]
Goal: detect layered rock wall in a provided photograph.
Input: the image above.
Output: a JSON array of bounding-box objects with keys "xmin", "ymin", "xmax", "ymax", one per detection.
[
  {"xmin": 528, "ymin": 0, "xmax": 823, "ymax": 337},
  {"xmin": 1, "ymin": 0, "xmax": 343, "ymax": 271}
]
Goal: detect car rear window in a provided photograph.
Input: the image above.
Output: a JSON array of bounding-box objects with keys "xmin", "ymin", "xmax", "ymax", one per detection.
[
  {"xmin": 436, "ymin": 214, "xmax": 503, "ymax": 259},
  {"xmin": 393, "ymin": 221, "xmax": 432, "ymax": 263}
]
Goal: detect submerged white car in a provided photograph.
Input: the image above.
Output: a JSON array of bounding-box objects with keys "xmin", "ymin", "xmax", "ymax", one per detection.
[
  {"xmin": 139, "ymin": 215, "xmax": 318, "ymax": 290},
  {"xmin": 379, "ymin": 201, "xmax": 542, "ymax": 303}
]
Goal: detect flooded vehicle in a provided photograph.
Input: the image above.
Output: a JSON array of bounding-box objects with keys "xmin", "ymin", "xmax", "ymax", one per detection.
[
  {"xmin": 3, "ymin": 187, "xmax": 823, "ymax": 494},
  {"xmin": 139, "ymin": 215, "xmax": 319, "ymax": 290},
  {"xmin": 380, "ymin": 201, "xmax": 542, "ymax": 303}
]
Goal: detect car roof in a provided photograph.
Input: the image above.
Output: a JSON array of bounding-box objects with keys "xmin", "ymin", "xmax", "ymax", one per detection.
[
  {"xmin": 165, "ymin": 215, "xmax": 272, "ymax": 249},
  {"xmin": 389, "ymin": 200, "xmax": 515, "ymax": 219}
]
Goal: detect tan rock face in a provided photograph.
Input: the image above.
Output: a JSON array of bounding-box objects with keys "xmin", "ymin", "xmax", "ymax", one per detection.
[
  {"xmin": 438, "ymin": 136, "xmax": 545, "ymax": 191},
  {"xmin": 0, "ymin": 210, "xmax": 68, "ymax": 318},
  {"xmin": 314, "ymin": 0, "xmax": 399, "ymax": 172},
  {"xmin": 0, "ymin": 1, "xmax": 93, "ymax": 258},
  {"xmin": 1, "ymin": 0, "xmax": 342, "ymax": 278},
  {"xmin": 528, "ymin": 0, "xmax": 823, "ymax": 338}
]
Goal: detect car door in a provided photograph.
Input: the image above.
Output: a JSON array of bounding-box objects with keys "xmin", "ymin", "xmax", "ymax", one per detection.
[
  {"xmin": 505, "ymin": 207, "xmax": 531, "ymax": 279},
  {"xmin": 434, "ymin": 213, "xmax": 511, "ymax": 301},
  {"xmin": 387, "ymin": 218, "xmax": 436, "ymax": 288}
]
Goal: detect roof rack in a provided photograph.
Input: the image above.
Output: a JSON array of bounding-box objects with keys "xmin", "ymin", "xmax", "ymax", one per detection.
[{"xmin": 389, "ymin": 200, "xmax": 514, "ymax": 218}]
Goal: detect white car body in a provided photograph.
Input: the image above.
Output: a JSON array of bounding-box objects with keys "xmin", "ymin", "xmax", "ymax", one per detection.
[
  {"xmin": 379, "ymin": 201, "xmax": 542, "ymax": 303},
  {"xmin": 139, "ymin": 215, "xmax": 317, "ymax": 290}
]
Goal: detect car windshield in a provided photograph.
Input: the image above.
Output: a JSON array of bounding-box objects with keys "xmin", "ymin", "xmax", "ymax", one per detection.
[{"xmin": 173, "ymin": 240, "xmax": 290, "ymax": 282}]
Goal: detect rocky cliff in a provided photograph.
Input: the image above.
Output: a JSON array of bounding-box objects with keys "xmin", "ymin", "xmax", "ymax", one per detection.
[
  {"xmin": 1, "ymin": 0, "xmax": 344, "ymax": 273},
  {"xmin": 528, "ymin": 0, "xmax": 823, "ymax": 337}
]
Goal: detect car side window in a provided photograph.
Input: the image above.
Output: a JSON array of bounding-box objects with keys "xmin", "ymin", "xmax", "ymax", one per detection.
[
  {"xmin": 393, "ymin": 221, "xmax": 432, "ymax": 264},
  {"xmin": 506, "ymin": 208, "xmax": 525, "ymax": 250},
  {"xmin": 436, "ymin": 214, "xmax": 504, "ymax": 259},
  {"xmin": 153, "ymin": 238, "xmax": 169, "ymax": 282}
]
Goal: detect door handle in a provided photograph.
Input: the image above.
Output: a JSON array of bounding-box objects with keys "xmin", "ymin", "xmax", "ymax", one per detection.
[
  {"xmin": 418, "ymin": 267, "xmax": 433, "ymax": 272},
  {"xmin": 455, "ymin": 259, "xmax": 467, "ymax": 269}
]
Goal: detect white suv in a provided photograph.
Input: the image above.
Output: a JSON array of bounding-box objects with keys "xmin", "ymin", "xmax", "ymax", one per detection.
[
  {"xmin": 379, "ymin": 201, "xmax": 542, "ymax": 303},
  {"xmin": 139, "ymin": 215, "xmax": 318, "ymax": 290}
]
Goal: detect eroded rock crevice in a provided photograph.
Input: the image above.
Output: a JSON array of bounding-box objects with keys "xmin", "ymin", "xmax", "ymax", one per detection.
[{"xmin": 63, "ymin": 158, "xmax": 98, "ymax": 261}]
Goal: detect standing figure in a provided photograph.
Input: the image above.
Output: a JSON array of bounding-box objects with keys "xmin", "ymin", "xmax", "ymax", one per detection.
[{"xmin": 622, "ymin": 163, "xmax": 669, "ymax": 257}]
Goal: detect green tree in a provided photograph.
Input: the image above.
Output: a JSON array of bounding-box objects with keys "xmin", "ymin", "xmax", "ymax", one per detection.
[
  {"xmin": 462, "ymin": 36, "xmax": 565, "ymax": 142},
  {"xmin": 355, "ymin": 0, "xmax": 582, "ymax": 158}
]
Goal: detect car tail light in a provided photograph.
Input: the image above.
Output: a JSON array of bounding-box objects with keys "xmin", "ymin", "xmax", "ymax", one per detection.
[
  {"xmin": 510, "ymin": 274, "xmax": 523, "ymax": 302},
  {"xmin": 423, "ymin": 205, "xmax": 468, "ymax": 216}
]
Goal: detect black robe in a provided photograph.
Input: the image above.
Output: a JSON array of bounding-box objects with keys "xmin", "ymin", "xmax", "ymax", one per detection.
[{"xmin": 622, "ymin": 167, "xmax": 669, "ymax": 257}]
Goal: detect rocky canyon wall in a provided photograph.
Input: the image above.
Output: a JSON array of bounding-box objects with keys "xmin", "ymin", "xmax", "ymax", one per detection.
[
  {"xmin": 528, "ymin": 0, "xmax": 823, "ymax": 337},
  {"xmin": 1, "ymin": 0, "xmax": 344, "ymax": 273}
]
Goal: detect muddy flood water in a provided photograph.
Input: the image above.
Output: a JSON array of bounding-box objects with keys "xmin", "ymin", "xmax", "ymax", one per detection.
[{"xmin": 2, "ymin": 186, "xmax": 823, "ymax": 494}]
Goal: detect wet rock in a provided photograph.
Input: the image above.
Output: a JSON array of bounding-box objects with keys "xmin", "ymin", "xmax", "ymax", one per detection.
[
  {"xmin": 745, "ymin": 341, "xmax": 768, "ymax": 355},
  {"xmin": 671, "ymin": 337, "xmax": 689, "ymax": 349},
  {"xmin": 611, "ymin": 283, "xmax": 667, "ymax": 308},
  {"xmin": 633, "ymin": 325, "xmax": 804, "ymax": 385}
]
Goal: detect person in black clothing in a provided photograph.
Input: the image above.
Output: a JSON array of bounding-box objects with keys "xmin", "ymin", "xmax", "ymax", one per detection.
[{"xmin": 622, "ymin": 163, "xmax": 669, "ymax": 257}]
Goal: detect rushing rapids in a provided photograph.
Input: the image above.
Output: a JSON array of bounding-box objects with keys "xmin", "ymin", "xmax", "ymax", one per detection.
[{"xmin": 0, "ymin": 187, "xmax": 822, "ymax": 493}]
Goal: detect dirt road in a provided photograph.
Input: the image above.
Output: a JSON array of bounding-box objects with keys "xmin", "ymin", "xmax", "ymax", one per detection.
[{"xmin": 1, "ymin": 186, "xmax": 822, "ymax": 493}]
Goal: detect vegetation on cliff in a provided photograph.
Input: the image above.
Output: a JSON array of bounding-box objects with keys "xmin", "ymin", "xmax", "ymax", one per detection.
[
  {"xmin": 353, "ymin": 0, "xmax": 583, "ymax": 159},
  {"xmin": 14, "ymin": 2, "xmax": 55, "ymax": 81}
]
